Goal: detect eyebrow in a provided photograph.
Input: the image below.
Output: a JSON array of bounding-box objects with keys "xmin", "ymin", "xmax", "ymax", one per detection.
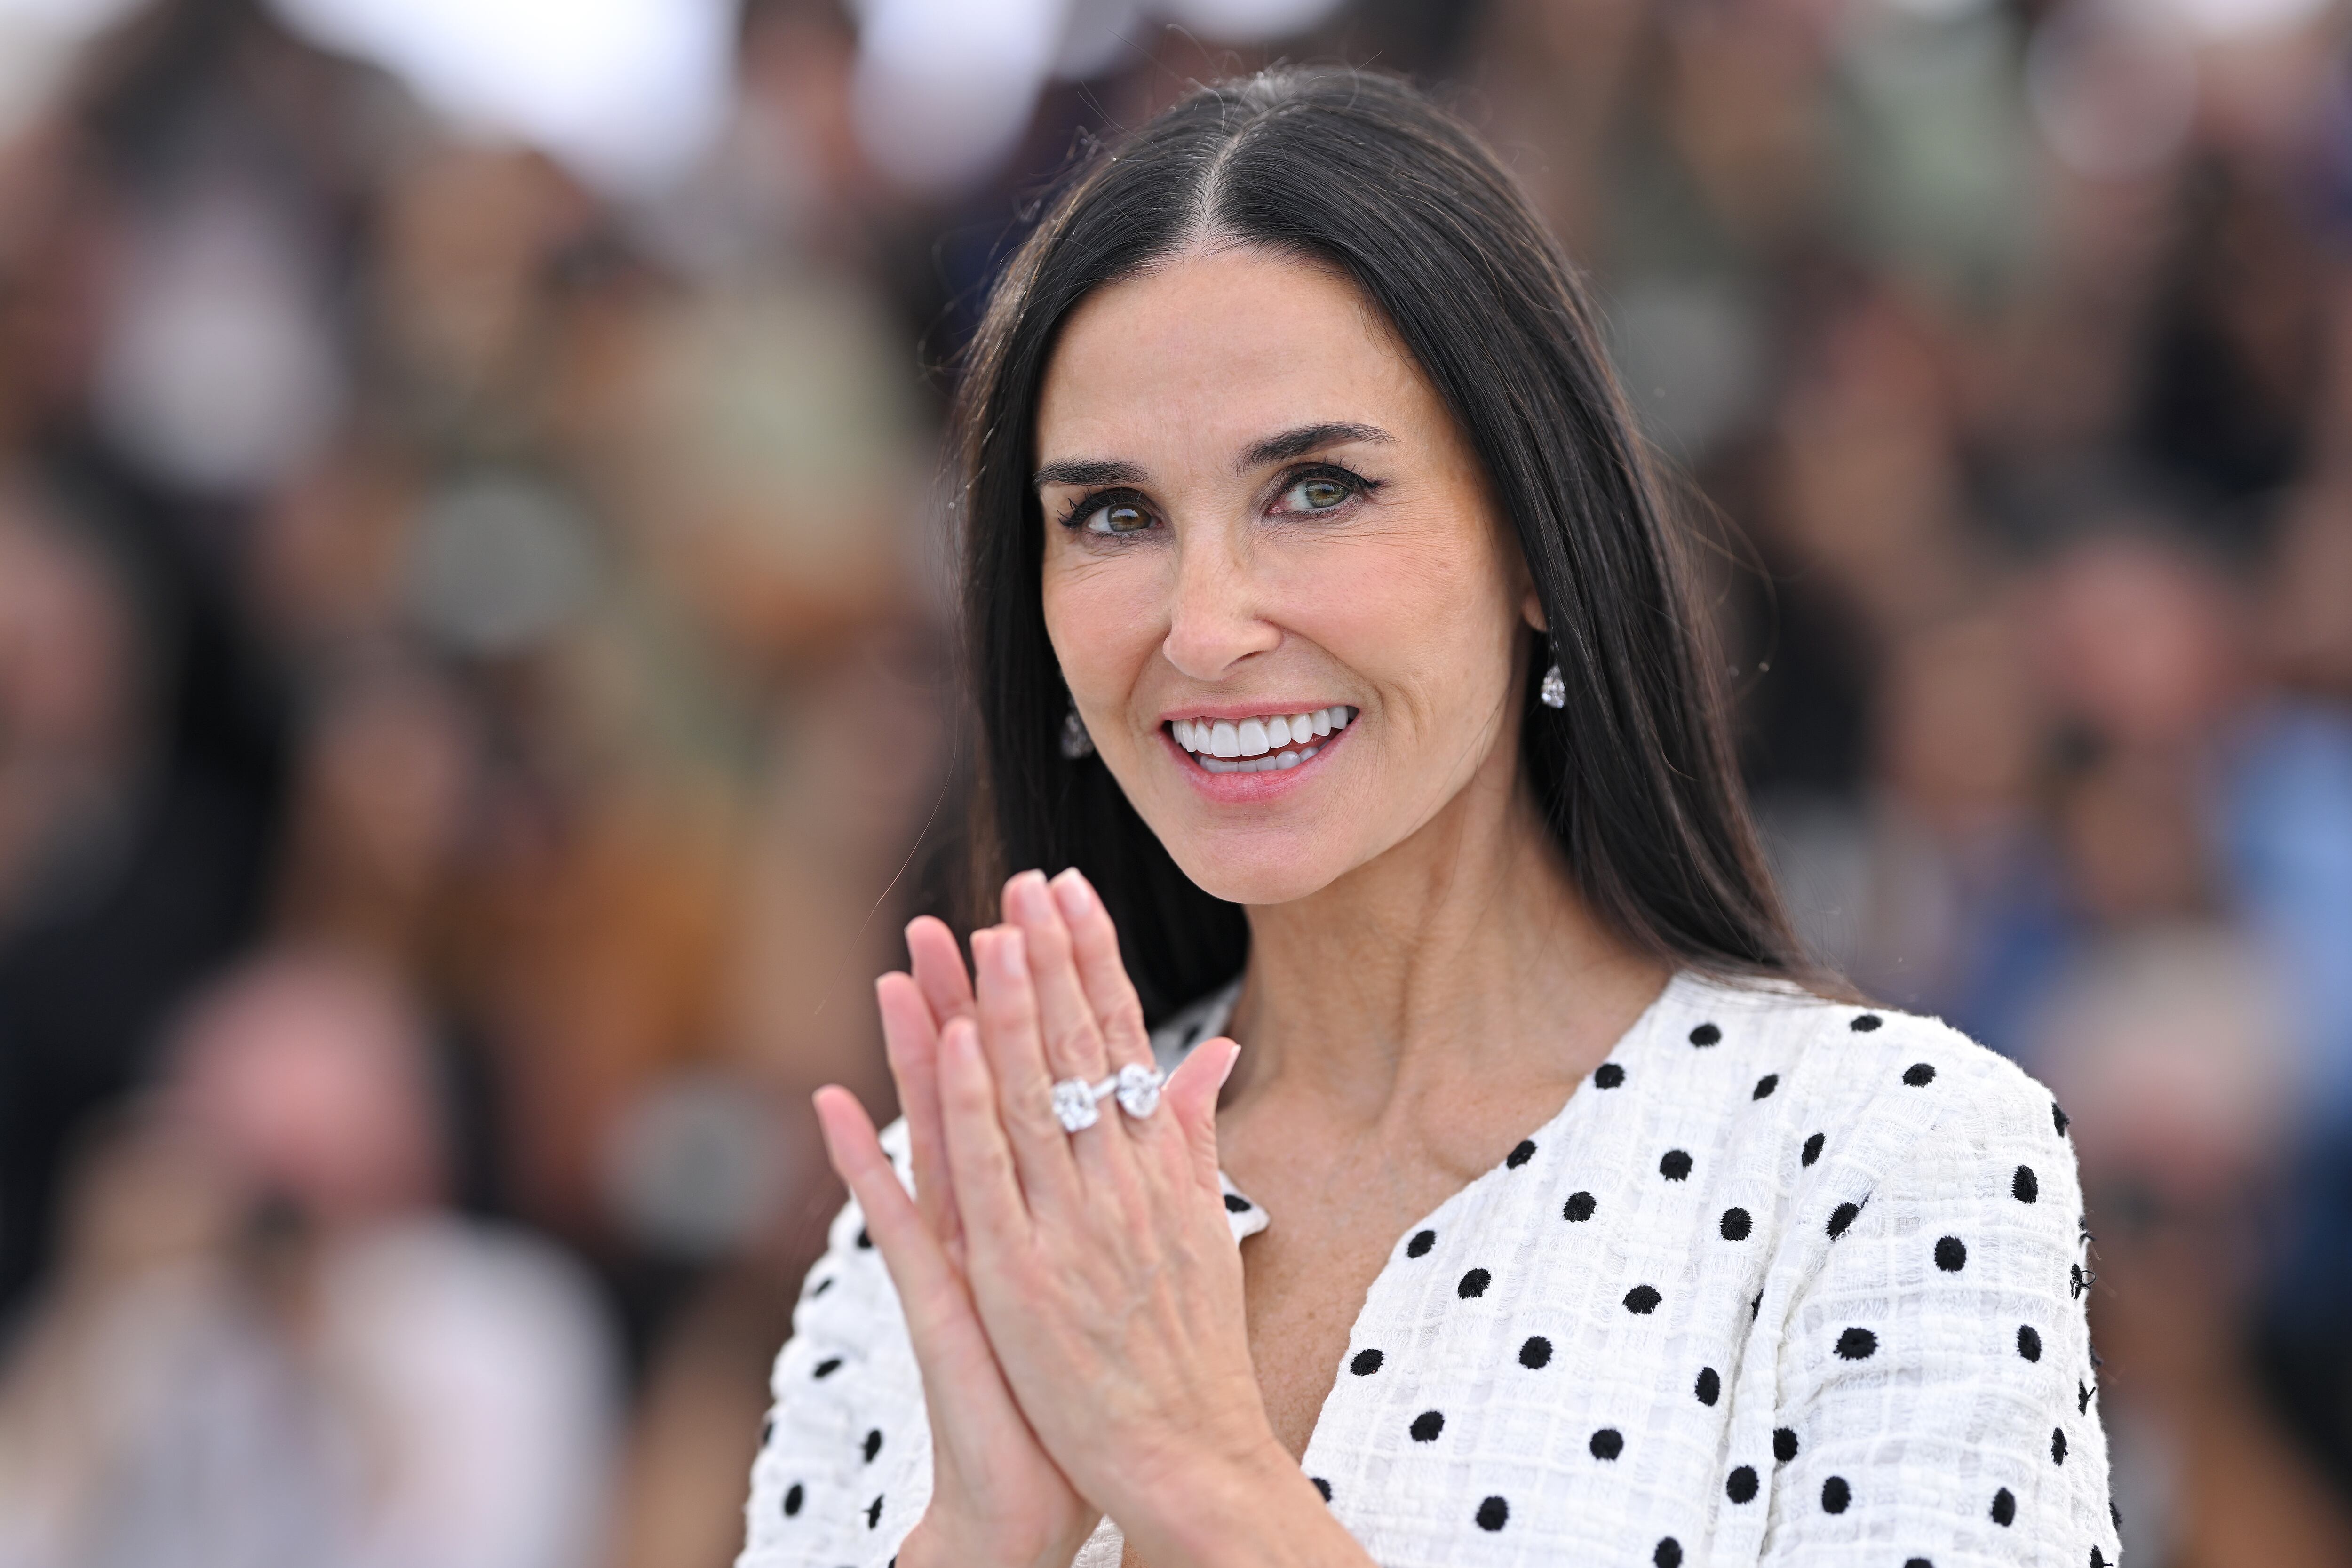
[
  {"xmin": 1030, "ymin": 422, "xmax": 1392, "ymax": 491},
  {"xmin": 1237, "ymin": 422, "xmax": 1391, "ymax": 470}
]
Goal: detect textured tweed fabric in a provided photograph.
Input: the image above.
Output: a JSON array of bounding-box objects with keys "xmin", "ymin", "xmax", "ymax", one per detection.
[{"xmin": 739, "ymin": 967, "xmax": 2118, "ymax": 1568}]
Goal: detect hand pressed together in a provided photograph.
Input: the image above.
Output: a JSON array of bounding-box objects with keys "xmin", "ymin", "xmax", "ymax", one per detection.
[{"xmin": 811, "ymin": 868, "xmax": 1354, "ymax": 1568}]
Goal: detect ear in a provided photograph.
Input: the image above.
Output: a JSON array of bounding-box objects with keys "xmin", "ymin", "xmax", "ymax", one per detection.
[{"xmin": 1521, "ymin": 584, "xmax": 1548, "ymax": 635}]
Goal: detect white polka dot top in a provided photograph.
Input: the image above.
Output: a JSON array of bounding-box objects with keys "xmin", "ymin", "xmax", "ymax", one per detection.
[{"xmin": 737, "ymin": 966, "xmax": 2121, "ymax": 1568}]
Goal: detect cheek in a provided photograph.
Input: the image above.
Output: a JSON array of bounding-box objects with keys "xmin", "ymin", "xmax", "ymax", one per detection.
[
  {"xmin": 1275, "ymin": 521, "xmax": 1518, "ymax": 706},
  {"xmin": 1041, "ymin": 550, "xmax": 1165, "ymax": 695}
]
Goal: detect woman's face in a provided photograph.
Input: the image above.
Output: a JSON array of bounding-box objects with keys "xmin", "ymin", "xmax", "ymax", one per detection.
[{"xmin": 1036, "ymin": 247, "xmax": 1540, "ymax": 906}]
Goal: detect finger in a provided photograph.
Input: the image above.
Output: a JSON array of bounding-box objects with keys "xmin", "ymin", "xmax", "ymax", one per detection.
[
  {"xmin": 811, "ymin": 1086, "xmax": 988, "ymax": 1356},
  {"xmin": 1160, "ymin": 1037, "xmax": 1239, "ymax": 1198},
  {"xmin": 1003, "ymin": 871, "xmax": 1111, "ymax": 1090},
  {"xmin": 933, "ymin": 1014, "xmax": 1035, "ymax": 1247},
  {"xmin": 876, "ymin": 971, "xmax": 961, "ymax": 1250},
  {"xmin": 1047, "ymin": 868, "xmax": 1153, "ymax": 1072},
  {"xmin": 972, "ymin": 926, "xmax": 1081, "ymax": 1202},
  {"xmin": 906, "ymin": 915, "xmax": 976, "ymax": 1028}
]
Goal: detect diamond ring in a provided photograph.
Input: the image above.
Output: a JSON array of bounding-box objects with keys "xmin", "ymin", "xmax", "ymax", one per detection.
[{"xmin": 1049, "ymin": 1063, "xmax": 1165, "ymax": 1133}]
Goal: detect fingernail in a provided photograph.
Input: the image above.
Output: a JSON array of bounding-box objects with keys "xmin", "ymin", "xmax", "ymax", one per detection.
[
  {"xmin": 992, "ymin": 927, "xmax": 1026, "ymax": 975},
  {"xmin": 1217, "ymin": 1040, "xmax": 1240, "ymax": 1088},
  {"xmin": 1050, "ymin": 868, "xmax": 1092, "ymax": 920}
]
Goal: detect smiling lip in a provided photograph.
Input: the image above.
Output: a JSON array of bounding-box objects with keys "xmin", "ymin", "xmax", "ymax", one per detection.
[{"xmin": 1159, "ymin": 704, "xmax": 1355, "ymax": 796}]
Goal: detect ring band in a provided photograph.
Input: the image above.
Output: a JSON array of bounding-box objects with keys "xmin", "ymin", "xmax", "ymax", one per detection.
[{"xmin": 1050, "ymin": 1064, "xmax": 1164, "ymax": 1132}]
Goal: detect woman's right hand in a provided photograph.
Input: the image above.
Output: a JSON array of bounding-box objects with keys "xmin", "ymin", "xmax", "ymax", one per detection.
[{"xmin": 811, "ymin": 915, "xmax": 1099, "ymax": 1568}]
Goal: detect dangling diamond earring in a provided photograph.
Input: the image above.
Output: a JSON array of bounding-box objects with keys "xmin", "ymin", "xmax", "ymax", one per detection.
[
  {"xmin": 1539, "ymin": 661, "xmax": 1567, "ymax": 709},
  {"xmin": 1060, "ymin": 699, "xmax": 1095, "ymax": 759}
]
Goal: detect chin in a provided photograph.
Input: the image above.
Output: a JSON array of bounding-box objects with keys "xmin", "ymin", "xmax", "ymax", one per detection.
[{"xmin": 1163, "ymin": 832, "xmax": 1345, "ymax": 907}]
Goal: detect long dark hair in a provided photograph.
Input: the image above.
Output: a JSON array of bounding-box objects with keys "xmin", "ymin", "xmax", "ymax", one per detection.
[{"xmin": 954, "ymin": 65, "xmax": 1824, "ymax": 1021}]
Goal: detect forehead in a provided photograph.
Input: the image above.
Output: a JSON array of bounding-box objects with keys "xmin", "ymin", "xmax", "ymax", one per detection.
[{"xmin": 1035, "ymin": 247, "xmax": 1433, "ymax": 465}]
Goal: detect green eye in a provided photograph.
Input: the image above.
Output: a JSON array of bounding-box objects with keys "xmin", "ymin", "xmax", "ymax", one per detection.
[{"xmin": 1281, "ymin": 472, "xmax": 1358, "ymax": 512}]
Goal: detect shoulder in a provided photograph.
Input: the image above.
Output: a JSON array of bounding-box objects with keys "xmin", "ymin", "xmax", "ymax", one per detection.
[{"xmin": 1673, "ymin": 969, "xmax": 2070, "ymax": 1155}]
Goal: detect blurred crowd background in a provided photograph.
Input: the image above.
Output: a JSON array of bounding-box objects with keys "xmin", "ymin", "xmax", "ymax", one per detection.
[{"xmin": 0, "ymin": 0, "xmax": 2347, "ymax": 1564}]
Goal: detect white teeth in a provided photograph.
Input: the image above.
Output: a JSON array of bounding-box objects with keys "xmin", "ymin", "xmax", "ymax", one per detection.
[
  {"xmin": 1172, "ymin": 709, "xmax": 1353, "ymax": 768},
  {"xmin": 1196, "ymin": 743, "xmax": 1321, "ymax": 775}
]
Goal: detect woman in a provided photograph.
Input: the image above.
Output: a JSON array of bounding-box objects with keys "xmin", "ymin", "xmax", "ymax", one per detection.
[{"xmin": 739, "ymin": 67, "xmax": 2114, "ymax": 1568}]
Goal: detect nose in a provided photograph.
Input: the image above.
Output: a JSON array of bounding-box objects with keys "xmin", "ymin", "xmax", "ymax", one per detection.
[{"xmin": 1160, "ymin": 529, "xmax": 1281, "ymax": 682}]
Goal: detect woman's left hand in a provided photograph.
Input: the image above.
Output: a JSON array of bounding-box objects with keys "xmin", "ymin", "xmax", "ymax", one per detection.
[{"xmin": 931, "ymin": 867, "xmax": 1289, "ymax": 1549}]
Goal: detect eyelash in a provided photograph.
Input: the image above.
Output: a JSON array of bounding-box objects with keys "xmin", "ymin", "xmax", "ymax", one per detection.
[{"xmin": 1054, "ymin": 463, "xmax": 1380, "ymax": 538}]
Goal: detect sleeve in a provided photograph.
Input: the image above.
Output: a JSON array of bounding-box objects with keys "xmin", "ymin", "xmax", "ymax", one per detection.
[
  {"xmin": 1759, "ymin": 1022, "xmax": 2121, "ymax": 1568},
  {"xmin": 737, "ymin": 1117, "xmax": 934, "ymax": 1568}
]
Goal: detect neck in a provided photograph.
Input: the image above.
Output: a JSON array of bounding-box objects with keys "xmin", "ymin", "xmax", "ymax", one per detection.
[{"xmin": 1227, "ymin": 736, "xmax": 1672, "ymax": 1122}]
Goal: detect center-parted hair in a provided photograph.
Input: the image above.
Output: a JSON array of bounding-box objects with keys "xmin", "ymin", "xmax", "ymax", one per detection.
[{"xmin": 954, "ymin": 65, "xmax": 1822, "ymax": 1020}]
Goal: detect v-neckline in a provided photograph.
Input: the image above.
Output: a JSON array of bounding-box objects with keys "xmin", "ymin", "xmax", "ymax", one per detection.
[{"xmin": 1152, "ymin": 965, "xmax": 1698, "ymax": 1397}]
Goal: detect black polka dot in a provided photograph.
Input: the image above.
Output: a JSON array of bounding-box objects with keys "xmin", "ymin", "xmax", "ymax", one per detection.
[
  {"xmin": 2054, "ymin": 1099, "xmax": 2071, "ymax": 1135},
  {"xmin": 2013, "ymin": 1165, "xmax": 2040, "ymax": 1203},
  {"xmin": 1836, "ymin": 1326, "xmax": 1878, "ymax": 1360},
  {"xmin": 1624, "ymin": 1284, "xmax": 1661, "ymax": 1314},
  {"xmin": 2052, "ymin": 1428, "xmax": 2067, "ymax": 1465},
  {"xmin": 1660, "ymin": 1149, "xmax": 1693, "ymax": 1181},
  {"xmin": 1726, "ymin": 1465, "xmax": 1758, "ymax": 1504},
  {"xmin": 866, "ymin": 1496, "xmax": 883, "ymax": 1528},
  {"xmin": 1822, "ymin": 1476, "xmax": 1851, "ymax": 1512},
  {"xmin": 1773, "ymin": 1426, "xmax": 1799, "ymax": 1463},
  {"xmin": 856, "ymin": 1227, "xmax": 872, "ymax": 1249},
  {"xmin": 1753, "ymin": 1073, "xmax": 1779, "ymax": 1099},
  {"xmin": 1590, "ymin": 1427, "xmax": 1624, "ymax": 1460},
  {"xmin": 813, "ymin": 1357, "xmax": 842, "ymax": 1379},
  {"xmin": 1751, "ymin": 1291, "xmax": 1763, "ymax": 1319},
  {"xmin": 2018, "ymin": 1325, "xmax": 2042, "ymax": 1361},
  {"xmin": 1935, "ymin": 1235, "xmax": 1968, "ymax": 1272},
  {"xmin": 811, "ymin": 1277, "xmax": 834, "ymax": 1297},
  {"xmin": 1406, "ymin": 1228, "xmax": 1435, "ymax": 1257},
  {"xmin": 1802, "ymin": 1131, "xmax": 1825, "ymax": 1167},
  {"xmin": 760, "ymin": 1416, "xmax": 774, "ymax": 1447},
  {"xmin": 2111, "ymin": 1500, "xmax": 2122, "ymax": 1529},
  {"xmin": 1593, "ymin": 1062, "xmax": 1625, "ymax": 1088},
  {"xmin": 2071, "ymin": 1262, "xmax": 2088, "ymax": 1298},
  {"xmin": 1851, "ymin": 1013, "xmax": 1883, "ymax": 1032},
  {"xmin": 1564, "ymin": 1191, "xmax": 1597, "ymax": 1222},
  {"xmin": 1223, "ymin": 1192, "xmax": 1252, "ymax": 1213},
  {"xmin": 1520, "ymin": 1336, "xmax": 1552, "ymax": 1369},
  {"xmin": 862, "ymin": 1429, "xmax": 882, "ymax": 1463},
  {"xmin": 1312, "ymin": 1477, "xmax": 1332, "ymax": 1502},
  {"xmin": 1903, "ymin": 1062, "xmax": 1937, "ymax": 1087},
  {"xmin": 1458, "ymin": 1268, "xmax": 1491, "ymax": 1299},
  {"xmin": 1992, "ymin": 1487, "xmax": 2016, "ymax": 1526},
  {"xmin": 1828, "ymin": 1201, "xmax": 1861, "ymax": 1239},
  {"xmin": 1690, "ymin": 1023, "xmax": 1722, "ymax": 1046},
  {"xmin": 1409, "ymin": 1410, "xmax": 1444, "ymax": 1442},
  {"xmin": 782, "ymin": 1482, "xmax": 803, "ymax": 1517},
  {"xmin": 1654, "ymin": 1539, "xmax": 1682, "ymax": 1568},
  {"xmin": 1720, "ymin": 1207, "xmax": 1751, "ymax": 1241},
  {"xmin": 2079, "ymin": 1380, "xmax": 2093, "ymax": 1414},
  {"xmin": 1476, "ymin": 1496, "xmax": 1509, "ymax": 1531},
  {"xmin": 1695, "ymin": 1365, "xmax": 1721, "ymax": 1405},
  {"xmin": 1505, "ymin": 1138, "xmax": 1536, "ymax": 1169},
  {"xmin": 2091, "ymin": 1549, "xmax": 2106, "ymax": 1568},
  {"xmin": 1351, "ymin": 1348, "xmax": 1383, "ymax": 1376},
  {"xmin": 1905, "ymin": 1560, "xmax": 1933, "ymax": 1568}
]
